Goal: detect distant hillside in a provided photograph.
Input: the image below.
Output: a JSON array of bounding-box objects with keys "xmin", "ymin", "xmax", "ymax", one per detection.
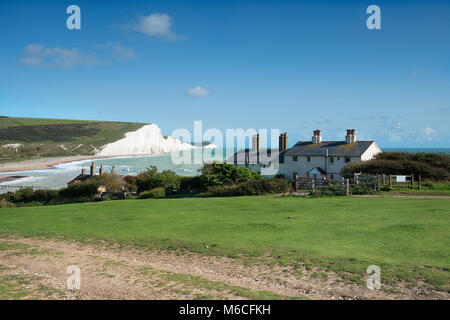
[{"xmin": 0, "ymin": 117, "xmax": 147, "ymax": 163}]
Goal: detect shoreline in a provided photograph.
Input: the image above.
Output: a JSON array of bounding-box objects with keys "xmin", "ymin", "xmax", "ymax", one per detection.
[
  {"xmin": 0, "ymin": 155, "xmax": 112, "ymax": 174},
  {"xmin": 0, "ymin": 152, "xmax": 195, "ymax": 174},
  {"xmin": 0, "ymin": 175, "xmax": 28, "ymax": 183},
  {"xmin": 0, "ymin": 147, "xmax": 218, "ymax": 174}
]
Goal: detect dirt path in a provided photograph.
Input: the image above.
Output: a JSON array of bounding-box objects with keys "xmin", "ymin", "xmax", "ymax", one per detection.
[
  {"xmin": 352, "ymin": 194, "xmax": 450, "ymax": 199},
  {"xmin": 0, "ymin": 236, "xmax": 447, "ymax": 300}
]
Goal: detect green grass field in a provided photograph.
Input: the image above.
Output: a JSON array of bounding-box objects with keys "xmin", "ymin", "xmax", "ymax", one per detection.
[
  {"xmin": 0, "ymin": 117, "xmax": 146, "ymax": 163},
  {"xmin": 0, "ymin": 195, "xmax": 449, "ymax": 291}
]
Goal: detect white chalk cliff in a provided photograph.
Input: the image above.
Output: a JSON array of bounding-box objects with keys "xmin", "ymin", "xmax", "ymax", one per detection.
[{"xmin": 98, "ymin": 124, "xmax": 200, "ymax": 156}]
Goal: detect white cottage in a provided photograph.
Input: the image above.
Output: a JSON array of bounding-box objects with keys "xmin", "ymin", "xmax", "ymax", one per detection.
[{"xmin": 227, "ymin": 129, "xmax": 382, "ymax": 181}]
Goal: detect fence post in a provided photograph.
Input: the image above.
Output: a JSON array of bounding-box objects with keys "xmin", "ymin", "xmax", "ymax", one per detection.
[
  {"xmin": 346, "ymin": 179, "xmax": 350, "ymax": 196},
  {"xmin": 389, "ymin": 175, "xmax": 392, "ymax": 187},
  {"xmin": 411, "ymin": 174, "xmax": 414, "ymax": 188},
  {"xmin": 418, "ymin": 175, "xmax": 421, "ymax": 190},
  {"xmin": 311, "ymin": 178, "xmax": 315, "ymax": 193}
]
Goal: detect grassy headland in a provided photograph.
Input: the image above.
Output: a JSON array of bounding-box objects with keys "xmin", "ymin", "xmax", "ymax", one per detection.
[{"xmin": 0, "ymin": 116, "xmax": 146, "ymax": 163}]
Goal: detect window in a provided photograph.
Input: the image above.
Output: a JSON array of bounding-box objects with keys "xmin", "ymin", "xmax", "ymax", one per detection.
[
  {"xmin": 330, "ymin": 174, "xmax": 334, "ymax": 180},
  {"xmin": 307, "ymin": 156, "xmax": 311, "ymax": 162},
  {"xmin": 293, "ymin": 156, "xmax": 298, "ymax": 162},
  {"xmin": 345, "ymin": 157, "xmax": 351, "ymax": 163},
  {"xmin": 330, "ymin": 157, "xmax": 334, "ymax": 163}
]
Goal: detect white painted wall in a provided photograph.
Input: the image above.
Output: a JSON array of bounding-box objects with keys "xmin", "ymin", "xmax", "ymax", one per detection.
[
  {"xmin": 234, "ymin": 142, "xmax": 382, "ymax": 181},
  {"xmin": 280, "ymin": 155, "xmax": 361, "ymax": 181},
  {"xmin": 361, "ymin": 142, "xmax": 382, "ymax": 161}
]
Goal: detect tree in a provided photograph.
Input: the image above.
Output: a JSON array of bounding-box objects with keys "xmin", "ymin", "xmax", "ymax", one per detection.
[
  {"xmin": 200, "ymin": 162, "xmax": 262, "ymax": 187},
  {"xmin": 135, "ymin": 166, "xmax": 180, "ymax": 193},
  {"xmin": 94, "ymin": 173, "xmax": 125, "ymax": 193}
]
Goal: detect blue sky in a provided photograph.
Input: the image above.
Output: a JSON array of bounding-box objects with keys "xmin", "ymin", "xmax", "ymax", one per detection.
[{"xmin": 0, "ymin": 0, "xmax": 449, "ymax": 147}]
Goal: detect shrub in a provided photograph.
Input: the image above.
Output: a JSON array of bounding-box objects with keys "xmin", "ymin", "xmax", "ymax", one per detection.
[
  {"xmin": 179, "ymin": 175, "xmax": 205, "ymax": 193},
  {"xmin": 93, "ymin": 173, "xmax": 125, "ymax": 193},
  {"xmin": 123, "ymin": 175, "xmax": 138, "ymax": 193},
  {"xmin": 14, "ymin": 187, "xmax": 35, "ymax": 203},
  {"xmin": 59, "ymin": 182, "xmax": 98, "ymax": 199},
  {"xmin": 136, "ymin": 166, "xmax": 180, "ymax": 193},
  {"xmin": 139, "ymin": 187, "xmax": 166, "ymax": 199},
  {"xmin": 32, "ymin": 189, "xmax": 59, "ymax": 204},
  {"xmin": 200, "ymin": 162, "xmax": 263, "ymax": 187},
  {"xmin": 341, "ymin": 152, "xmax": 450, "ymax": 181},
  {"xmin": 309, "ymin": 189, "xmax": 346, "ymax": 197},
  {"xmin": 202, "ymin": 177, "xmax": 291, "ymax": 197},
  {"xmin": 0, "ymin": 199, "xmax": 15, "ymax": 208}
]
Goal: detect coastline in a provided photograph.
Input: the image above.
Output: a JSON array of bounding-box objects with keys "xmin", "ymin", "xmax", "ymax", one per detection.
[
  {"xmin": 0, "ymin": 146, "xmax": 217, "ymax": 174},
  {"xmin": 0, "ymin": 175, "xmax": 28, "ymax": 183},
  {"xmin": 0, "ymin": 155, "xmax": 112, "ymax": 173}
]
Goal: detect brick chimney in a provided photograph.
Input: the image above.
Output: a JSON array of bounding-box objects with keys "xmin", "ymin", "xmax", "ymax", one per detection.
[
  {"xmin": 99, "ymin": 164, "xmax": 104, "ymax": 175},
  {"xmin": 111, "ymin": 165, "xmax": 116, "ymax": 174},
  {"xmin": 90, "ymin": 162, "xmax": 96, "ymax": 176},
  {"xmin": 81, "ymin": 167, "xmax": 86, "ymax": 175},
  {"xmin": 345, "ymin": 129, "xmax": 356, "ymax": 144},
  {"xmin": 312, "ymin": 129, "xmax": 322, "ymax": 144},
  {"xmin": 252, "ymin": 134, "xmax": 261, "ymax": 151},
  {"xmin": 279, "ymin": 132, "xmax": 288, "ymax": 152}
]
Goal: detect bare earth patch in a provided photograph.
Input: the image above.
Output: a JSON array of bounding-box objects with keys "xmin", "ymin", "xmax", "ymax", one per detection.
[{"xmin": 0, "ymin": 236, "xmax": 447, "ymax": 300}]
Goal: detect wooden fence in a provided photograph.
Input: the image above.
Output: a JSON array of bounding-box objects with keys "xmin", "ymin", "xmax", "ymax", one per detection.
[{"xmin": 294, "ymin": 173, "xmax": 422, "ymax": 194}]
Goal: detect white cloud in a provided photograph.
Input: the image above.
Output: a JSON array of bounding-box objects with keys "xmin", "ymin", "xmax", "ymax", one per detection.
[
  {"xmin": 102, "ymin": 42, "xmax": 136, "ymax": 61},
  {"xmin": 420, "ymin": 127, "xmax": 437, "ymax": 141},
  {"xmin": 19, "ymin": 43, "xmax": 136, "ymax": 68},
  {"xmin": 388, "ymin": 132, "xmax": 402, "ymax": 142},
  {"xmin": 19, "ymin": 44, "xmax": 96, "ymax": 68},
  {"xmin": 135, "ymin": 13, "xmax": 181, "ymax": 40},
  {"xmin": 315, "ymin": 118, "xmax": 332, "ymax": 124},
  {"xmin": 186, "ymin": 86, "xmax": 211, "ymax": 97},
  {"xmin": 394, "ymin": 122, "xmax": 402, "ymax": 129}
]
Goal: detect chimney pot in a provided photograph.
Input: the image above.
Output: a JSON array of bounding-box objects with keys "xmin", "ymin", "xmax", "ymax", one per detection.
[
  {"xmin": 312, "ymin": 130, "xmax": 322, "ymax": 144},
  {"xmin": 252, "ymin": 134, "xmax": 261, "ymax": 151},
  {"xmin": 90, "ymin": 162, "xmax": 96, "ymax": 176},
  {"xmin": 345, "ymin": 129, "xmax": 356, "ymax": 144}
]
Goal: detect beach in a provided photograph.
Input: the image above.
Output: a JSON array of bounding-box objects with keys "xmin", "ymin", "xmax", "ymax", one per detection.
[{"xmin": 0, "ymin": 156, "xmax": 110, "ymax": 173}]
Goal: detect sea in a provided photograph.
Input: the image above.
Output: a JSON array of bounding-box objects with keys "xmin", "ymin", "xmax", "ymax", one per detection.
[{"xmin": 0, "ymin": 147, "xmax": 449, "ymax": 192}]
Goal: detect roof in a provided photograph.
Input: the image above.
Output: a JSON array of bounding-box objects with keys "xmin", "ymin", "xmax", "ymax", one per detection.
[
  {"xmin": 225, "ymin": 149, "xmax": 284, "ymax": 164},
  {"xmin": 283, "ymin": 141, "xmax": 375, "ymax": 157},
  {"xmin": 67, "ymin": 174, "xmax": 94, "ymax": 184},
  {"xmin": 308, "ymin": 167, "xmax": 327, "ymax": 175}
]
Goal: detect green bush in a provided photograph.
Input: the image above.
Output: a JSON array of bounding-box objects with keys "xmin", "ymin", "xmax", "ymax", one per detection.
[
  {"xmin": 341, "ymin": 152, "xmax": 450, "ymax": 181},
  {"xmin": 139, "ymin": 187, "xmax": 166, "ymax": 199},
  {"xmin": 201, "ymin": 162, "xmax": 263, "ymax": 187},
  {"xmin": 179, "ymin": 175, "xmax": 205, "ymax": 193},
  {"xmin": 58, "ymin": 182, "xmax": 98, "ymax": 199},
  {"xmin": 136, "ymin": 166, "xmax": 180, "ymax": 193},
  {"xmin": 123, "ymin": 175, "xmax": 138, "ymax": 193},
  {"xmin": 32, "ymin": 189, "xmax": 59, "ymax": 204},
  {"xmin": 93, "ymin": 173, "xmax": 125, "ymax": 193},
  {"xmin": 420, "ymin": 181, "xmax": 450, "ymax": 190},
  {"xmin": 202, "ymin": 177, "xmax": 291, "ymax": 197},
  {"xmin": 1, "ymin": 188, "xmax": 59, "ymax": 204}
]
